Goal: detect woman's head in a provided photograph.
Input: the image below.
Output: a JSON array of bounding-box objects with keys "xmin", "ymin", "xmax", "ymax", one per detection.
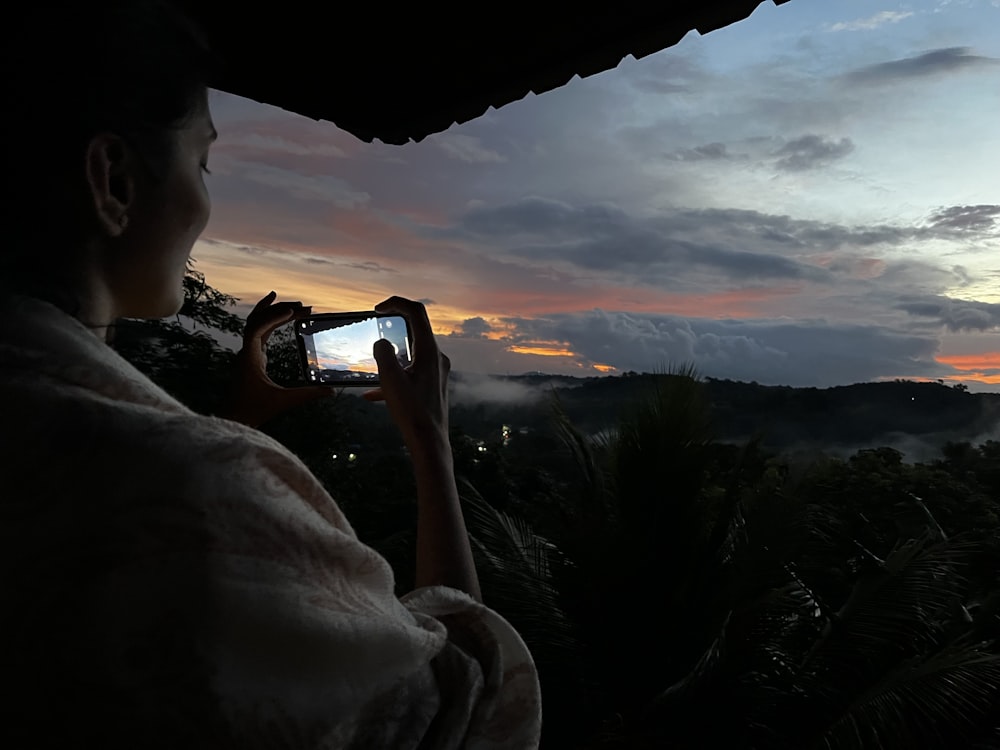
[{"xmin": 2, "ymin": 0, "xmax": 218, "ymax": 322}]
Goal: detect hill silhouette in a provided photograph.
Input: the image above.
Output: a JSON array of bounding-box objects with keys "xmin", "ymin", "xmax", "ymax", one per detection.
[{"xmin": 446, "ymin": 373, "xmax": 1000, "ymax": 459}]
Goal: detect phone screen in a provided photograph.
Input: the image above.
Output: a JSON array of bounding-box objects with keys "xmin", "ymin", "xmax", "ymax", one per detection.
[{"xmin": 297, "ymin": 313, "xmax": 412, "ymax": 385}]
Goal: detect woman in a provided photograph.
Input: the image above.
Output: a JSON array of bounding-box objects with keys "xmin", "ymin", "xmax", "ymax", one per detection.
[{"xmin": 0, "ymin": 2, "xmax": 540, "ymax": 747}]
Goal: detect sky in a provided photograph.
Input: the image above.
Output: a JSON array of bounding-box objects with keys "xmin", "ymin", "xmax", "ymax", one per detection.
[{"xmin": 195, "ymin": 0, "xmax": 1000, "ymax": 389}]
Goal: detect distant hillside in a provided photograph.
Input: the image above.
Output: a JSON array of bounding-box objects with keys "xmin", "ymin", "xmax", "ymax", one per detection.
[{"xmin": 446, "ymin": 373, "xmax": 1000, "ymax": 459}]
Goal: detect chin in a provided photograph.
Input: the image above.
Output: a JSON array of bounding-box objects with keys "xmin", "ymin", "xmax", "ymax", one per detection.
[{"xmin": 160, "ymin": 289, "xmax": 187, "ymax": 319}]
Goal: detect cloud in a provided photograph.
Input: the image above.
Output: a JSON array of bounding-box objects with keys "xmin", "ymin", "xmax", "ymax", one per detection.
[
  {"xmin": 450, "ymin": 197, "xmax": 946, "ymax": 286},
  {"xmin": 631, "ymin": 80, "xmax": 691, "ymax": 94},
  {"xmin": 828, "ymin": 11, "xmax": 913, "ymax": 32},
  {"xmin": 896, "ymin": 295, "xmax": 1000, "ymax": 331},
  {"xmin": 628, "ymin": 52, "xmax": 709, "ymax": 94},
  {"xmin": 501, "ymin": 311, "xmax": 945, "ymax": 387},
  {"xmin": 225, "ymin": 132, "xmax": 347, "ymax": 158},
  {"xmin": 669, "ymin": 142, "xmax": 732, "ymax": 161},
  {"xmin": 843, "ymin": 47, "xmax": 998, "ymax": 85},
  {"xmin": 928, "ymin": 205, "xmax": 1000, "ymax": 232},
  {"xmin": 449, "ymin": 373, "xmax": 544, "ymax": 406},
  {"xmin": 773, "ymin": 135, "xmax": 854, "ymax": 171},
  {"xmin": 452, "ymin": 316, "xmax": 494, "ymax": 338},
  {"xmin": 230, "ymin": 163, "xmax": 370, "ymax": 208},
  {"xmin": 302, "ymin": 257, "xmax": 398, "ymax": 274},
  {"xmin": 434, "ymin": 133, "xmax": 507, "ymax": 163}
]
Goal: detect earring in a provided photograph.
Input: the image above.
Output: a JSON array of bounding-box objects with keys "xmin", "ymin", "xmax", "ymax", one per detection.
[{"xmin": 119, "ymin": 215, "xmax": 129, "ymax": 229}]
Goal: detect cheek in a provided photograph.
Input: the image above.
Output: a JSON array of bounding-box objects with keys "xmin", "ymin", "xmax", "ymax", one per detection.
[{"xmin": 187, "ymin": 177, "xmax": 211, "ymax": 236}]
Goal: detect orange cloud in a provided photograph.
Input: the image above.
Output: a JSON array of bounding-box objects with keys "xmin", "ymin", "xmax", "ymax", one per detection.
[
  {"xmin": 936, "ymin": 352, "xmax": 1000, "ymax": 370},
  {"xmin": 507, "ymin": 345, "xmax": 576, "ymax": 357},
  {"xmin": 934, "ymin": 352, "xmax": 1000, "ymax": 385},
  {"xmin": 952, "ymin": 373, "xmax": 1000, "ymax": 384}
]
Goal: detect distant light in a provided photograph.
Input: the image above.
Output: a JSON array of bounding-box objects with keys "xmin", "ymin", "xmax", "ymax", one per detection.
[
  {"xmin": 911, "ymin": 397, "xmax": 915, "ymax": 401},
  {"xmin": 331, "ymin": 453, "xmax": 338, "ymax": 460},
  {"xmin": 477, "ymin": 445, "xmax": 487, "ymax": 453},
  {"xmin": 348, "ymin": 453, "xmax": 358, "ymax": 462}
]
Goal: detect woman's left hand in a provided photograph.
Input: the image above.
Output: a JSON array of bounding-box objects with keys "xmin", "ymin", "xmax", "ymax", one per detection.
[{"xmin": 223, "ymin": 291, "xmax": 335, "ymax": 428}]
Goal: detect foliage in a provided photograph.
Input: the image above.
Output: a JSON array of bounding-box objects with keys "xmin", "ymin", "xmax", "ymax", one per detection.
[
  {"xmin": 116, "ymin": 273, "xmax": 1000, "ymax": 749},
  {"xmin": 111, "ymin": 264, "xmax": 241, "ymax": 414},
  {"xmin": 178, "ymin": 265, "xmax": 245, "ymax": 337}
]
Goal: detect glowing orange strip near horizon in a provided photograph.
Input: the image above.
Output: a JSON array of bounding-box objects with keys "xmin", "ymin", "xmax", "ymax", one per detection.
[
  {"xmin": 935, "ymin": 352, "xmax": 1000, "ymax": 384},
  {"xmin": 937, "ymin": 352, "xmax": 1000, "ymax": 370},
  {"xmin": 507, "ymin": 345, "xmax": 576, "ymax": 357}
]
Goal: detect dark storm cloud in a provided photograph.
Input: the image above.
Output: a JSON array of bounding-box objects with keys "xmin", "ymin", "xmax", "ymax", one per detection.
[
  {"xmin": 896, "ymin": 295, "xmax": 1000, "ymax": 332},
  {"xmin": 449, "ymin": 198, "xmax": 960, "ymax": 285},
  {"xmin": 503, "ymin": 311, "xmax": 945, "ymax": 387},
  {"xmin": 843, "ymin": 47, "xmax": 998, "ymax": 86},
  {"xmin": 928, "ymin": 205, "xmax": 1000, "ymax": 233},
  {"xmin": 774, "ymin": 135, "xmax": 854, "ymax": 171},
  {"xmin": 456, "ymin": 198, "xmax": 828, "ymax": 281},
  {"xmin": 453, "ymin": 317, "xmax": 493, "ymax": 338}
]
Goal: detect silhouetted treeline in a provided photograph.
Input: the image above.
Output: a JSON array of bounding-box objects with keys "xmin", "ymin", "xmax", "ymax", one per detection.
[{"xmin": 447, "ymin": 373, "xmax": 1000, "ymax": 459}]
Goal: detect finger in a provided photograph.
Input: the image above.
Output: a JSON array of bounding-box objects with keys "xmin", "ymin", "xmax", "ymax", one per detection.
[
  {"xmin": 362, "ymin": 388, "xmax": 385, "ymax": 402},
  {"xmin": 250, "ymin": 301, "xmax": 305, "ymax": 324},
  {"xmin": 248, "ymin": 290, "xmax": 278, "ymax": 318},
  {"xmin": 247, "ymin": 299, "xmax": 306, "ymax": 328},
  {"xmin": 374, "ymin": 296, "xmax": 434, "ymax": 361},
  {"xmin": 247, "ymin": 303, "xmax": 310, "ymax": 342},
  {"xmin": 249, "ymin": 310, "xmax": 295, "ymax": 346},
  {"xmin": 372, "ymin": 337, "xmax": 405, "ymax": 391}
]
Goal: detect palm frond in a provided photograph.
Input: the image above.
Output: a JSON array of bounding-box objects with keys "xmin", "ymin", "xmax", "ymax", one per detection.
[
  {"xmin": 648, "ymin": 610, "xmax": 733, "ymax": 708},
  {"xmin": 813, "ymin": 641, "xmax": 1000, "ymax": 750},
  {"xmin": 801, "ymin": 534, "xmax": 974, "ymax": 677},
  {"xmin": 457, "ymin": 479, "xmax": 581, "ymax": 660},
  {"xmin": 549, "ymin": 392, "xmax": 613, "ymax": 520}
]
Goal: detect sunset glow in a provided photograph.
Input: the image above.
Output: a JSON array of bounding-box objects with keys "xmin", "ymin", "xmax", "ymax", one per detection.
[
  {"xmin": 200, "ymin": 0, "xmax": 1000, "ymax": 389},
  {"xmin": 506, "ymin": 345, "xmax": 577, "ymax": 358}
]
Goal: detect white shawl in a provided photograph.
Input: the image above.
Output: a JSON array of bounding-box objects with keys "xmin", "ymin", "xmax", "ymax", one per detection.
[{"xmin": 0, "ymin": 296, "xmax": 541, "ymax": 749}]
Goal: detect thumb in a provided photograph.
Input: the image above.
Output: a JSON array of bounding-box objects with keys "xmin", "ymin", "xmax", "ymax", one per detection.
[{"xmin": 373, "ymin": 338, "xmax": 404, "ymax": 390}]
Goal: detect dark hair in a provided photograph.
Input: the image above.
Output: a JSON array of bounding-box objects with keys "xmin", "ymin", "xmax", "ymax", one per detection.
[{"xmin": 1, "ymin": 0, "xmax": 217, "ymax": 301}]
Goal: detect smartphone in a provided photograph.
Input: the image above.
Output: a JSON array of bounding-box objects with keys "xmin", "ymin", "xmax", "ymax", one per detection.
[{"xmin": 296, "ymin": 312, "xmax": 413, "ymax": 386}]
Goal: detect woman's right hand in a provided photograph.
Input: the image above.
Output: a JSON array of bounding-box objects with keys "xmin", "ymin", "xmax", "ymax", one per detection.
[
  {"xmin": 366, "ymin": 297, "xmax": 480, "ymax": 600},
  {"xmin": 363, "ymin": 297, "xmax": 452, "ymax": 456}
]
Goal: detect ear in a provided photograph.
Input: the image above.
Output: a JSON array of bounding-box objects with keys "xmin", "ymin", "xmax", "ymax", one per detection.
[{"xmin": 84, "ymin": 133, "xmax": 136, "ymax": 238}]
